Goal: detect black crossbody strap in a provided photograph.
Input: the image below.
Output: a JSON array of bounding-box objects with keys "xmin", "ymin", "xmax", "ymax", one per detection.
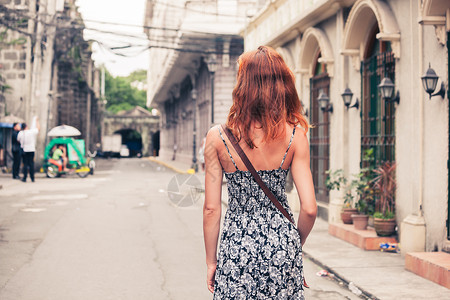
[{"xmin": 221, "ymin": 125, "xmax": 296, "ymax": 227}]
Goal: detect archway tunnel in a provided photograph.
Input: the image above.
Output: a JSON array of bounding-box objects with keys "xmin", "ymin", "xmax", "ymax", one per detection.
[{"xmin": 114, "ymin": 129, "xmax": 143, "ymax": 157}]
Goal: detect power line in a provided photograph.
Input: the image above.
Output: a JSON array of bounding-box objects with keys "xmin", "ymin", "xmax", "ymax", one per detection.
[{"xmin": 151, "ymin": 0, "xmax": 248, "ymax": 19}]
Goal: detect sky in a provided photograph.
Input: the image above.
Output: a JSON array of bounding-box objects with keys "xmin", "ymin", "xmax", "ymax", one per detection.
[{"xmin": 75, "ymin": 0, "xmax": 149, "ymax": 77}]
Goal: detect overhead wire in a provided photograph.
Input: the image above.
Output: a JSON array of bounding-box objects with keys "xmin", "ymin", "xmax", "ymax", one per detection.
[{"xmin": 0, "ymin": 4, "xmax": 245, "ymax": 57}]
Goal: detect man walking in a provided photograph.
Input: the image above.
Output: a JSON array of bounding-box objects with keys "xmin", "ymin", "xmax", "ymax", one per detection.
[
  {"xmin": 17, "ymin": 118, "xmax": 40, "ymax": 182},
  {"xmin": 11, "ymin": 122, "xmax": 22, "ymax": 179}
]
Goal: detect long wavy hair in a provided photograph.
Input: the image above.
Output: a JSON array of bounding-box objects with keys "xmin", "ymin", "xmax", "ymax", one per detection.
[{"xmin": 226, "ymin": 45, "xmax": 308, "ymax": 148}]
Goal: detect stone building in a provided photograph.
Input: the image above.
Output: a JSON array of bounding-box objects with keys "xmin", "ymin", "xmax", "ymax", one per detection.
[
  {"xmin": 144, "ymin": 0, "xmax": 263, "ymax": 168},
  {"xmin": 243, "ymin": 0, "xmax": 449, "ymax": 256},
  {"xmin": 0, "ymin": 0, "xmax": 101, "ymax": 166}
]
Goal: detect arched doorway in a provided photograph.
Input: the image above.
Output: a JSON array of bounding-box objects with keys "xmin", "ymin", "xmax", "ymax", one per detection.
[
  {"xmin": 114, "ymin": 129, "xmax": 143, "ymax": 157},
  {"xmin": 299, "ymin": 27, "xmax": 334, "ymax": 220},
  {"xmin": 310, "ymin": 52, "xmax": 331, "ymax": 215},
  {"xmin": 361, "ymin": 25, "xmax": 395, "ymax": 166},
  {"xmin": 152, "ymin": 131, "xmax": 160, "ymax": 156}
]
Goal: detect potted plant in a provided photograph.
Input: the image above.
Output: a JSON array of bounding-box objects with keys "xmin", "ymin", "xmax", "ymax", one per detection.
[
  {"xmin": 372, "ymin": 162, "xmax": 397, "ymax": 236},
  {"xmin": 351, "ymin": 167, "xmax": 376, "ymax": 230},
  {"xmin": 326, "ymin": 169, "xmax": 357, "ymax": 224}
]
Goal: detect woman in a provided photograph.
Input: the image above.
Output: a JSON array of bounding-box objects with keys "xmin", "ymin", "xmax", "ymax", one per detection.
[{"xmin": 203, "ymin": 46, "xmax": 317, "ymax": 299}]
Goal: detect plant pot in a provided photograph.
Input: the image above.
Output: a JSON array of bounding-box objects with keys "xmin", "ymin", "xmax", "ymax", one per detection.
[
  {"xmin": 341, "ymin": 208, "xmax": 358, "ymax": 224},
  {"xmin": 374, "ymin": 218, "xmax": 396, "ymax": 236},
  {"xmin": 352, "ymin": 214, "xmax": 369, "ymax": 230},
  {"xmin": 368, "ymin": 215, "xmax": 374, "ymax": 227}
]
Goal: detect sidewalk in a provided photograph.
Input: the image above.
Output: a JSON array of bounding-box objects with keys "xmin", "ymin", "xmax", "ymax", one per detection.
[{"xmin": 149, "ymin": 156, "xmax": 450, "ymax": 300}]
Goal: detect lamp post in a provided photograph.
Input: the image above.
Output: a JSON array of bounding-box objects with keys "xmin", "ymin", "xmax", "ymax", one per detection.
[
  {"xmin": 205, "ymin": 55, "xmax": 217, "ymax": 124},
  {"xmin": 191, "ymin": 88, "xmax": 198, "ymax": 172}
]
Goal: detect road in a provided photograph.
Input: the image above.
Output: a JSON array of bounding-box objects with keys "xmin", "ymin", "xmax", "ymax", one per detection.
[{"xmin": 0, "ymin": 158, "xmax": 359, "ymax": 300}]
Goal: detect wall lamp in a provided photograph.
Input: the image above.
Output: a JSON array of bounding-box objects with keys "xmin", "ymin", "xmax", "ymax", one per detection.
[
  {"xmin": 341, "ymin": 87, "xmax": 359, "ymax": 110},
  {"xmin": 378, "ymin": 77, "xmax": 400, "ymax": 104},
  {"xmin": 421, "ymin": 64, "xmax": 446, "ymax": 99},
  {"xmin": 317, "ymin": 92, "xmax": 333, "ymax": 113}
]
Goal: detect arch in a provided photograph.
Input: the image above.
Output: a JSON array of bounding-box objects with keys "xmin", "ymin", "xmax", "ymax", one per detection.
[
  {"xmin": 114, "ymin": 128, "xmax": 143, "ymax": 157},
  {"xmin": 275, "ymin": 47, "xmax": 295, "ymax": 71},
  {"xmin": 342, "ymin": 0, "xmax": 400, "ymax": 68},
  {"xmin": 298, "ymin": 27, "xmax": 334, "ymax": 77}
]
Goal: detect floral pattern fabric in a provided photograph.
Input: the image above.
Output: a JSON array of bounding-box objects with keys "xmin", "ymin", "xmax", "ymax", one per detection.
[{"xmin": 214, "ymin": 128, "xmax": 304, "ymax": 299}]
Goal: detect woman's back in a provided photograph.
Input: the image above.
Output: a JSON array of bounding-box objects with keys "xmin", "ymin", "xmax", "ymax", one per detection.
[
  {"xmin": 212, "ymin": 123, "xmax": 304, "ymax": 299},
  {"xmin": 216, "ymin": 123, "xmax": 298, "ymax": 174}
]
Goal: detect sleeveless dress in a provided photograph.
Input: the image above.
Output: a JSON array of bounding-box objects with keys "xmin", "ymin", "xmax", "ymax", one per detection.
[{"xmin": 213, "ymin": 127, "xmax": 304, "ymax": 300}]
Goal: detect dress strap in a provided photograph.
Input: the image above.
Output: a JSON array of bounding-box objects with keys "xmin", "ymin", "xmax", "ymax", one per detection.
[
  {"xmin": 280, "ymin": 127, "xmax": 296, "ymax": 168},
  {"xmin": 218, "ymin": 127, "xmax": 239, "ymax": 171}
]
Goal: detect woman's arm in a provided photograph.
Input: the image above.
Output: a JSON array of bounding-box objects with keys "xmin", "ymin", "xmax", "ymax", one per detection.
[
  {"xmin": 290, "ymin": 130, "xmax": 317, "ymax": 245},
  {"xmin": 203, "ymin": 127, "xmax": 223, "ymax": 293}
]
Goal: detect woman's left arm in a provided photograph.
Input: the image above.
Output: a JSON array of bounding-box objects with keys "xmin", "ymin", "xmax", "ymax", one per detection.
[{"xmin": 203, "ymin": 128, "xmax": 223, "ymax": 293}]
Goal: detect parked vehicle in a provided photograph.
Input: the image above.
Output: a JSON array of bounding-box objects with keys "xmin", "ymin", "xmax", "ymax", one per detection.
[
  {"xmin": 43, "ymin": 137, "xmax": 93, "ymax": 178},
  {"xmin": 102, "ymin": 134, "xmax": 122, "ymax": 157},
  {"xmin": 120, "ymin": 145, "xmax": 130, "ymax": 157}
]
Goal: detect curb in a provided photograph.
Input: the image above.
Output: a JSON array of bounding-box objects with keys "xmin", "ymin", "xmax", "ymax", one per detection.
[
  {"xmin": 147, "ymin": 157, "xmax": 189, "ymax": 174},
  {"xmin": 303, "ymin": 251, "xmax": 379, "ymax": 300}
]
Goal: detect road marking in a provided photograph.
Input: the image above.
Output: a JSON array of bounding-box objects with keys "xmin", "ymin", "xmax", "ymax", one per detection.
[
  {"xmin": 29, "ymin": 194, "xmax": 88, "ymax": 201},
  {"xmin": 20, "ymin": 208, "xmax": 47, "ymax": 213}
]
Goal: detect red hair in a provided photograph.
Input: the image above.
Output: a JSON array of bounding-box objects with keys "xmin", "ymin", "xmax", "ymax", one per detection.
[{"xmin": 226, "ymin": 45, "xmax": 308, "ymax": 148}]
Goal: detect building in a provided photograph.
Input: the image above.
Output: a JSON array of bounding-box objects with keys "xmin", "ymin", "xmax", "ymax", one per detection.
[
  {"xmin": 144, "ymin": 0, "xmax": 264, "ymax": 168},
  {"xmin": 243, "ymin": 0, "xmax": 449, "ymax": 255},
  {"xmin": 0, "ymin": 0, "xmax": 101, "ymax": 167}
]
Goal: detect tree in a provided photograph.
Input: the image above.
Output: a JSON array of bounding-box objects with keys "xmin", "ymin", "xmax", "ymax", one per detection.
[{"xmin": 104, "ymin": 69, "xmax": 148, "ymax": 114}]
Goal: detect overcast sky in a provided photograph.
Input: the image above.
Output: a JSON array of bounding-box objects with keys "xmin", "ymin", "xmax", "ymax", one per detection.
[{"xmin": 75, "ymin": 0, "xmax": 149, "ymax": 77}]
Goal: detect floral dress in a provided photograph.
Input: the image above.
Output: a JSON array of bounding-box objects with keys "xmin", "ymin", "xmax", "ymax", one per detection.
[{"xmin": 214, "ymin": 127, "xmax": 304, "ymax": 300}]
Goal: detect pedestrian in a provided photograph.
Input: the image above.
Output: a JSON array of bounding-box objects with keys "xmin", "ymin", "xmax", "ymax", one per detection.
[
  {"xmin": 203, "ymin": 46, "xmax": 317, "ymax": 299},
  {"xmin": 11, "ymin": 122, "xmax": 22, "ymax": 179},
  {"xmin": 17, "ymin": 117, "xmax": 40, "ymax": 182}
]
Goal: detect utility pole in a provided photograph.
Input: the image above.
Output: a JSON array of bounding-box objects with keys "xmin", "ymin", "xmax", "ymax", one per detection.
[
  {"xmin": 30, "ymin": 0, "xmax": 61, "ymax": 161},
  {"xmin": 86, "ymin": 59, "xmax": 92, "ymax": 152}
]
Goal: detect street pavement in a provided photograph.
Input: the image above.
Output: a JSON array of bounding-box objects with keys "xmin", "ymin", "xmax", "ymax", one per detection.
[{"xmin": 0, "ymin": 158, "xmax": 359, "ymax": 300}]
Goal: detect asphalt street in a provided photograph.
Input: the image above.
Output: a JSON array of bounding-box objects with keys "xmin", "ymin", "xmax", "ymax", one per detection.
[{"xmin": 0, "ymin": 158, "xmax": 360, "ymax": 300}]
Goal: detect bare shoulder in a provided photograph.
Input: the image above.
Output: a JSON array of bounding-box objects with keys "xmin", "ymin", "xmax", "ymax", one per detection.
[
  {"xmin": 291, "ymin": 125, "xmax": 309, "ymax": 154},
  {"xmin": 206, "ymin": 125, "xmax": 223, "ymax": 148}
]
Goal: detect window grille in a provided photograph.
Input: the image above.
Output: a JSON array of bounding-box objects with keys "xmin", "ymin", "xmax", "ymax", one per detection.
[
  {"xmin": 361, "ymin": 51, "xmax": 396, "ymax": 167},
  {"xmin": 310, "ymin": 73, "xmax": 330, "ymax": 204}
]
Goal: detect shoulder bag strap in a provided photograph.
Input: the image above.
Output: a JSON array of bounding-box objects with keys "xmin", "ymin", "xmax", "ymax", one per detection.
[{"xmin": 221, "ymin": 125, "xmax": 296, "ymax": 226}]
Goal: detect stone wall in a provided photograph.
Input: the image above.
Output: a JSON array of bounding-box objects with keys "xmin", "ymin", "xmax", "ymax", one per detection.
[{"xmin": 0, "ymin": 8, "xmax": 30, "ymax": 120}]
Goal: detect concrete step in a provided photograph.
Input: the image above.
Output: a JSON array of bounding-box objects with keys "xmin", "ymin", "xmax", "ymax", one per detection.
[
  {"xmin": 405, "ymin": 252, "xmax": 450, "ymax": 289},
  {"xmin": 329, "ymin": 222, "xmax": 397, "ymax": 251}
]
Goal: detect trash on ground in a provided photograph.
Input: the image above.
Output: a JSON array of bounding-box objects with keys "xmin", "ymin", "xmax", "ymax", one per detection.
[
  {"xmin": 348, "ymin": 282, "xmax": 362, "ymax": 296},
  {"xmin": 379, "ymin": 242, "xmax": 399, "ymax": 253},
  {"xmin": 316, "ymin": 269, "xmax": 329, "ymax": 277}
]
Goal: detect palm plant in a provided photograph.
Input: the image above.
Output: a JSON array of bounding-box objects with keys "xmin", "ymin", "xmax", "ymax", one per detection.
[{"xmin": 372, "ymin": 162, "xmax": 396, "ymax": 219}]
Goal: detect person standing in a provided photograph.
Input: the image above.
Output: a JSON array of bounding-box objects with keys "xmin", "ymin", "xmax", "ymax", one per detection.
[
  {"xmin": 203, "ymin": 46, "xmax": 317, "ymax": 299},
  {"xmin": 17, "ymin": 118, "xmax": 40, "ymax": 182},
  {"xmin": 11, "ymin": 122, "xmax": 22, "ymax": 179}
]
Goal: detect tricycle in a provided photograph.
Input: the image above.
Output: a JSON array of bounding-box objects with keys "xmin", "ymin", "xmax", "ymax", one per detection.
[{"xmin": 43, "ymin": 137, "xmax": 94, "ymax": 178}]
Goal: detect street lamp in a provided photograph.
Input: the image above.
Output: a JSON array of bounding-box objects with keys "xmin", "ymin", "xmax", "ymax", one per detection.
[
  {"xmin": 205, "ymin": 55, "xmax": 217, "ymax": 124},
  {"xmin": 341, "ymin": 87, "xmax": 359, "ymax": 110},
  {"xmin": 378, "ymin": 77, "xmax": 400, "ymax": 104},
  {"xmin": 421, "ymin": 64, "xmax": 446, "ymax": 99},
  {"xmin": 191, "ymin": 88, "xmax": 198, "ymax": 172},
  {"xmin": 317, "ymin": 92, "xmax": 333, "ymax": 113}
]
